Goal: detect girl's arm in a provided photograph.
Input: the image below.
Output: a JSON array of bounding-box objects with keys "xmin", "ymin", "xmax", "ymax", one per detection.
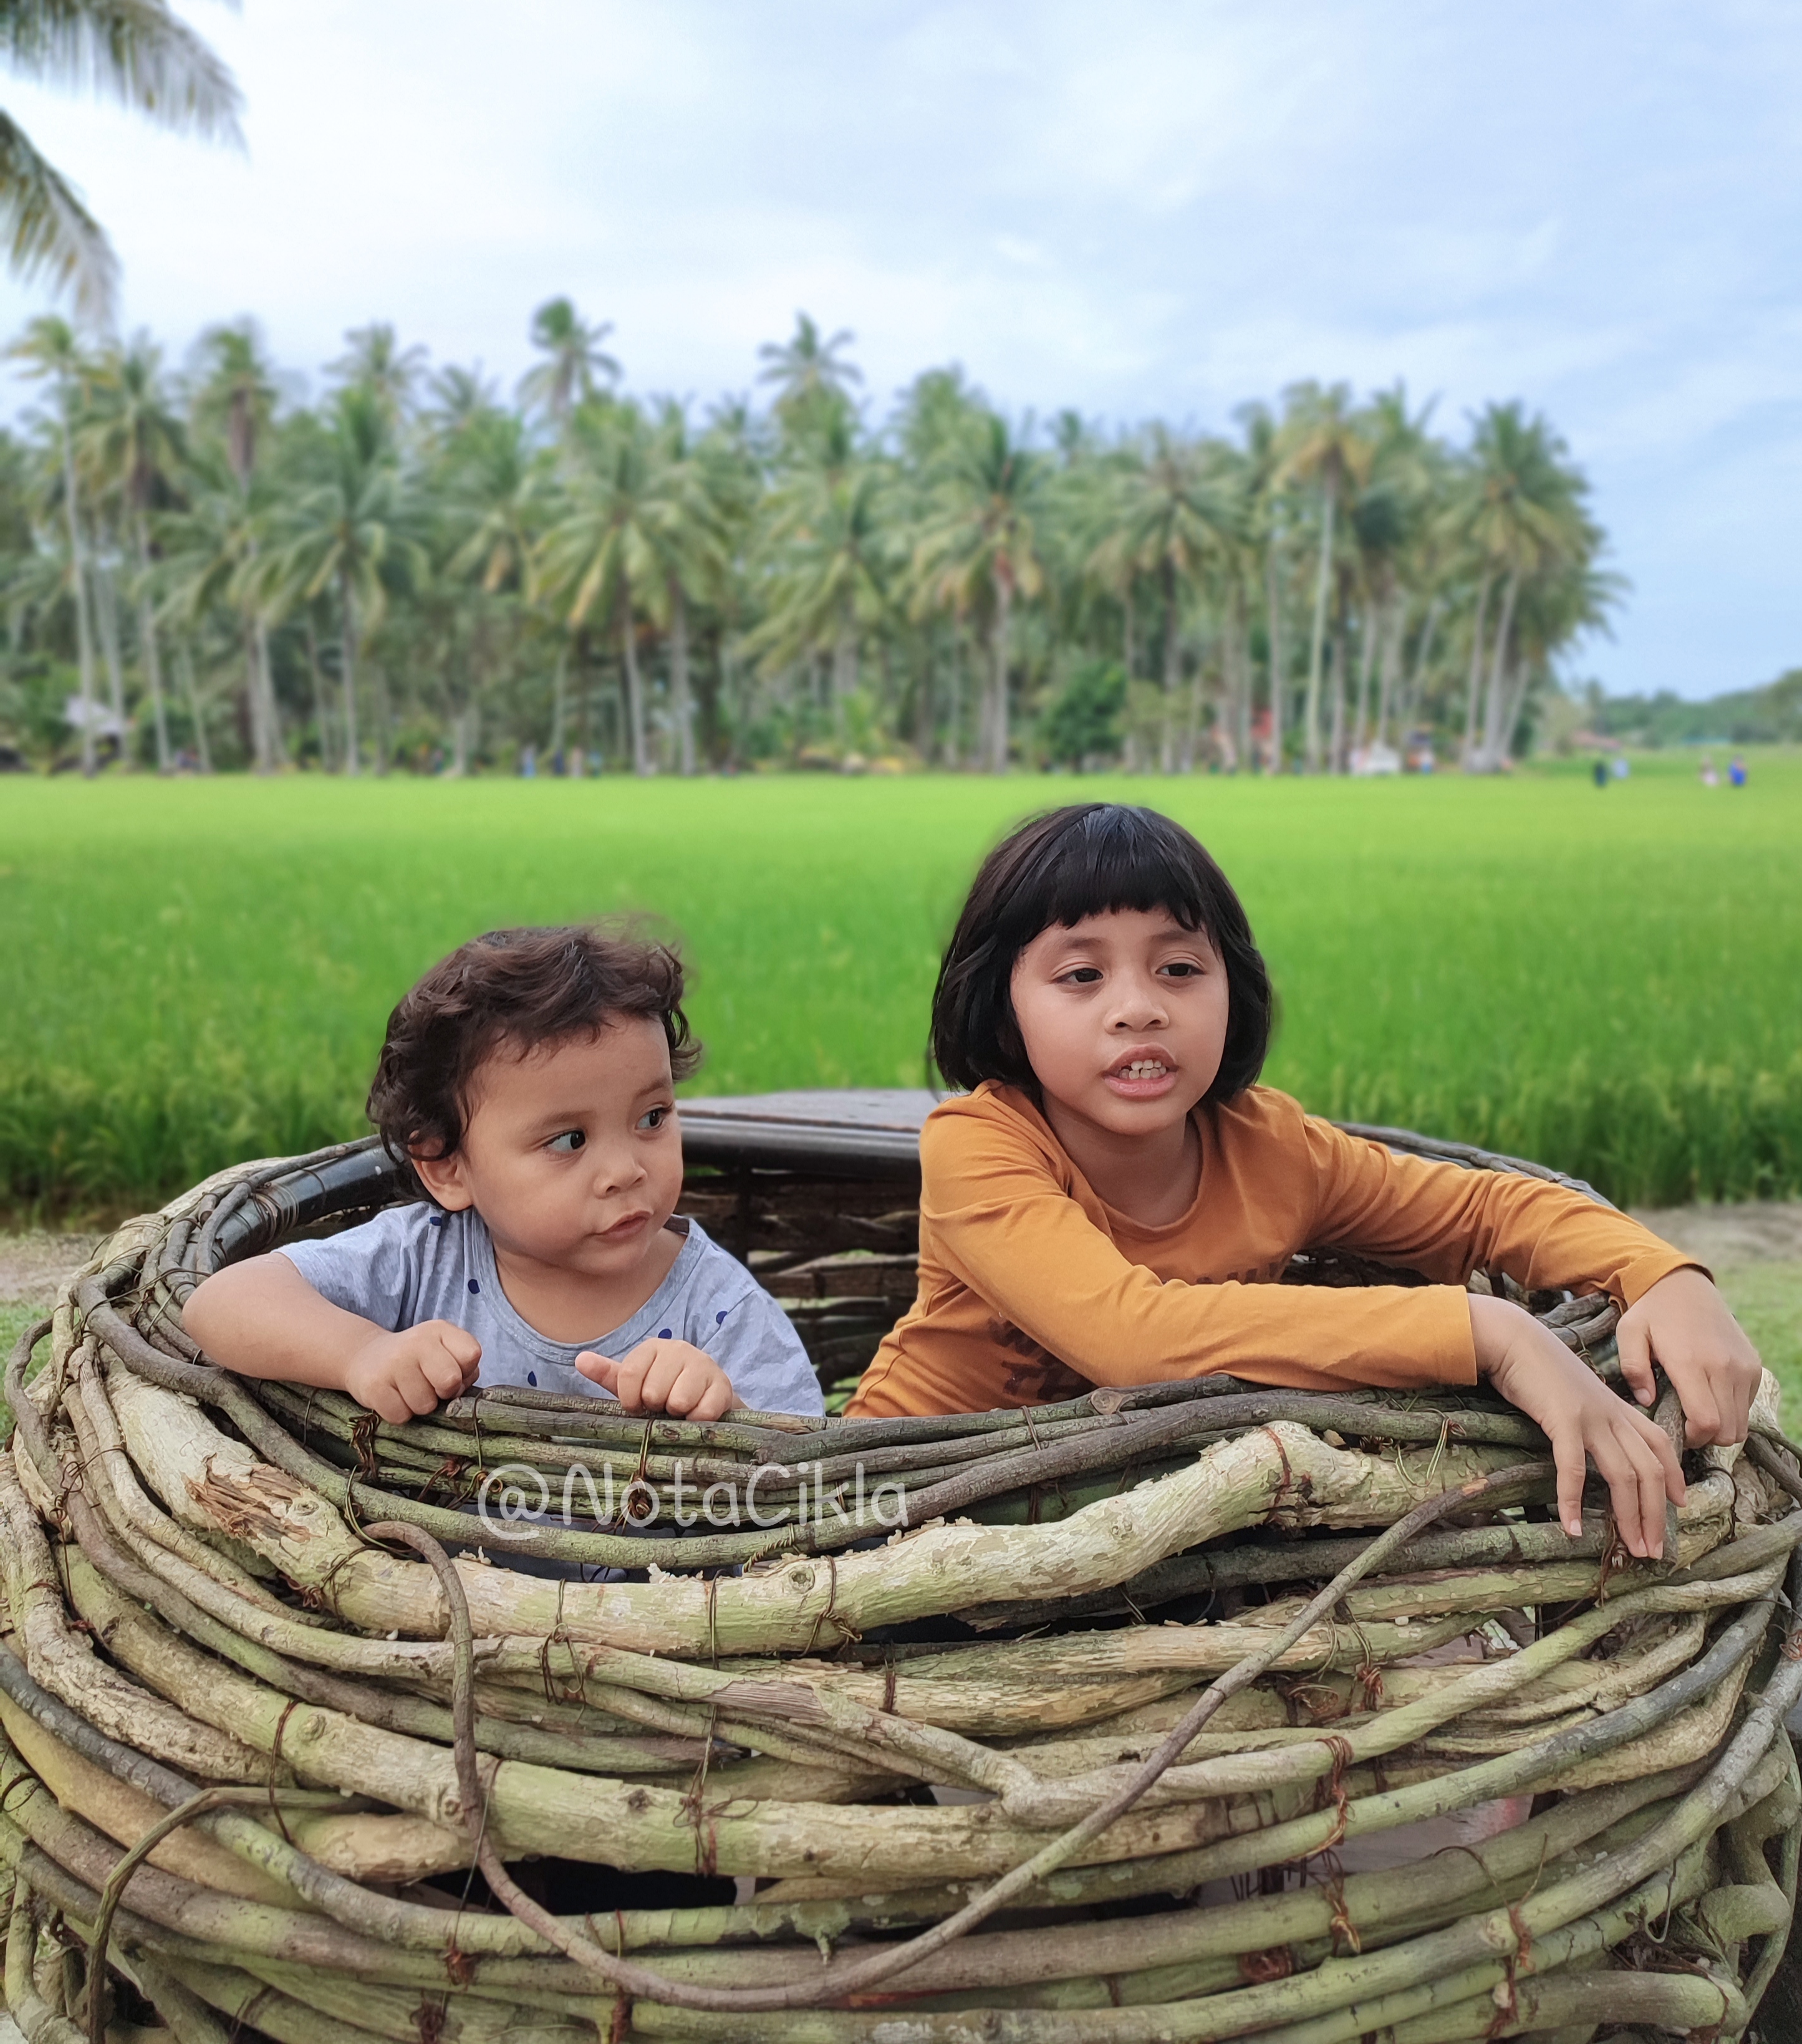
[
  {"xmin": 185, "ymin": 1255, "xmax": 481, "ymax": 1423},
  {"xmin": 1301, "ymin": 1113, "xmax": 1761, "ymax": 1444},
  {"xmin": 921, "ymin": 1101, "xmax": 1478, "ymax": 1391}
]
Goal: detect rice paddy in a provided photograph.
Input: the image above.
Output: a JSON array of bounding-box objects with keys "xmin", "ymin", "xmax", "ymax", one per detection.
[{"xmin": 1, "ymin": 751, "xmax": 1798, "ymax": 1217}]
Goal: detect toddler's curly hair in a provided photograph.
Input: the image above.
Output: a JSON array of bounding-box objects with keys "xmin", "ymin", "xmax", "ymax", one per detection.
[{"xmin": 367, "ymin": 923, "xmax": 700, "ymax": 1195}]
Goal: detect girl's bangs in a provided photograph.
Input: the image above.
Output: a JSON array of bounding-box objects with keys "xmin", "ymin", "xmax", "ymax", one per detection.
[{"xmin": 1026, "ymin": 808, "xmax": 1215, "ymax": 938}]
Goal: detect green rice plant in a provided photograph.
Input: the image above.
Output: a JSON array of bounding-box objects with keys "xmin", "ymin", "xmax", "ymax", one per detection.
[{"xmin": 1, "ymin": 752, "xmax": 1798, "ymax": 1214}]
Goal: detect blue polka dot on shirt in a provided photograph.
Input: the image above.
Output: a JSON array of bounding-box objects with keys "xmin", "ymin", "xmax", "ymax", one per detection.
[
  {"xmin": 716, "ymin": 1310, "xmax": 728, "ymax": 1325},
  {"xmin": 527, "ymin": 1371, "xmax": 537, "ymax": 1387},
  {"xmin": 467, "ymin": 1279, "xmax": 479, "ymax": 1295},
  {"xmin": 658, "ymin": 1328, "xmax": 673, "ymax": 1340}
]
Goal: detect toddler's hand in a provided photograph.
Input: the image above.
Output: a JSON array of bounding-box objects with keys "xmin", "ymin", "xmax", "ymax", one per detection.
[
  {"xmin": 1472, "ymin": 1295, "xmax": 1684, "ymax": 1558},
  {"xmin": 345, "ymin": 1321, "xmax": 481, "ymax": 1424},
  {"xmin": 576, "ymin": 1338, "xmax": 741, "ymax": 1422},
  {"xmin": 1616, "ymin": 1267, "xmax": 1762, "ymax": 1447}
]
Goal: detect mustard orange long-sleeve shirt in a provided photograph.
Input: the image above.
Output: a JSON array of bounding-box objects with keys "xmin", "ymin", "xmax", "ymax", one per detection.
[{"xmin": 846, "ymin": 1082, "xmax": 1696, "ymax": 1419}]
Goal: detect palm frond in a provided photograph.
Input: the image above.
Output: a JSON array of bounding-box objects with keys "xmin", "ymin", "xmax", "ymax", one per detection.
[
  {"xmin": 0, "ymin": 0, "xmax": 243, "ymax": 142},
  {"xmin": 0, "ymin": 107, "xmax": 114, "ymax": 317}
]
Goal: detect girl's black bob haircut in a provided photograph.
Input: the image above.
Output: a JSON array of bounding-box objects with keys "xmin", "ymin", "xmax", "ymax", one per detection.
[{"xmin": 930, "ymin": 804, "xmax": 1273, "ymax": 1101}]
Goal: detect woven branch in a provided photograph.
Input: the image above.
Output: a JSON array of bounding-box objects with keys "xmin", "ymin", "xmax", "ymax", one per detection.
[{"xmin": 0, "ymin": 1127, "xmax": 1795, "ymax": 2041}]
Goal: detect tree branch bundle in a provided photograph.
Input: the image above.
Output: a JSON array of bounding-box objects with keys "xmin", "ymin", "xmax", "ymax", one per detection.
[{"xmin": 0, "ymin": 1134, "xmax": 1796, "ymax": 2039}]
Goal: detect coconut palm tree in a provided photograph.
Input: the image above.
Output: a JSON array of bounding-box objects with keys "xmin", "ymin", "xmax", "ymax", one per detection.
[
  {"xmin": 156, "ymin": 446, "xmax": 277, "ymax": 767},
  {"xmin": 638, "ymin": 401, "xmax": 729, "ymax": 775},
  {"xmin": 0, "ymin": 0, "xmax": 240, "ymax": 321},
  {"xmin": 1277, "ymin": 383, "xmax": 1372, "ymax": 772},
  {"xmin": 1453, "ymin": 403, "xmax": 1592, "ymax": 771},
  {"xmin": 440, "ymin": 406, "xmax": 551, "ymax": 767},
  {"xmin": 748, "ymin": 395, "xmax": 888, "ymax": 726},
  {"xmin": 518, "ymin": 299, "xmax": 619, "ymax": 427},
  {"xmin": 533, "ymin": 399, "xmax": 685, "ymax": 777},
  {"xmin": 327, "ymin": 323, "xmax": 428, "ymax": 425},
  {"xmin": 185, "ymin": 320, "xmax": 282, "ymax": 761},
  {"xmin": 911, "ymin": 411, "xmax": 1044, "ymax": 774},
  {"xmin": 758, "ymin": 314, "xmax": 862, "ymax": 426},
  {"xmin": 261, "ymin": 386, "xmax": 426, "ymax": 774},
  {"xmin": 82, "ymin": 332, "xmax": 185, "ymax": 767},
  {"xmin": 1091, "ymin": 425, "xmax": 1233, "ymax": 772},
  {"xmin": 8, "ymin": 312, "xmax": 98, "ymax": 765}
]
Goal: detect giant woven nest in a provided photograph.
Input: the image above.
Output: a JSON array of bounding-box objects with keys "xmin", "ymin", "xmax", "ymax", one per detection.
[{"xmin": 4, "ymin": 1090, "xmax": 1802, "ymax": 2044}]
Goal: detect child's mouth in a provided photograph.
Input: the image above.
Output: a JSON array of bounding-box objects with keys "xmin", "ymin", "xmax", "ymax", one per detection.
[
  {"xmin": 1106, "ymin": 1056, "xmax": 1176, "ymax": 1097},
  {"xmin": 597, "ymin": 1211, "xmax": 652, "ymax": 1242}
]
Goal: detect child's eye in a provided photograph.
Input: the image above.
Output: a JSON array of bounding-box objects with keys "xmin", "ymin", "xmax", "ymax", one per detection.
[
  {"xmin": 637, "ymin": 1106, "xmax": 670, "ymax": 1131},
  {"xmin": 545, "ymin": 1130, "xmax": 586, "ymax": 1154},
  {"xmin": 1062, "ymin": 966, "xmax": 1103, "ymax": 984},
  {"xmin": 1160, "ymin": 961, "xmax": 1203, "ymax": 978}
]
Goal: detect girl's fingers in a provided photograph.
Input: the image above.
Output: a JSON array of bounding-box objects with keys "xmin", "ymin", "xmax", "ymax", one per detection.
[
  {"xmin": 1615, "ymin": 1316, "xmax": 1656, "ymax": 1406},
  {"xmin": 1678, "ymin": 1376, "xmax": 1722, "ymax": 1447},
  {"xmin": 1553, "ymin": 1427, "xmax": 1588, "ymax": 1541}
]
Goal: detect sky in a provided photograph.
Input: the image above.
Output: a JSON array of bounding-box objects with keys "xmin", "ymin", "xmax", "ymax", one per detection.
[{"xmin": 0, "ymin": 0, "xmax": 1796, "ymax": 700}]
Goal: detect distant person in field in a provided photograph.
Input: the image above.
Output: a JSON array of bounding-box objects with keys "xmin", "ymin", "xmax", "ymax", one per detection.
[
  {"xmin": 1592, "ymin": 757, "xmax": 1609, "ymax": 788},
  {"xmin": 1728, "ymin": 754, "xmax": 1748, "ymax": 788},
  {"xmin": 186, "ymin": 926, "xmax": 822, "ymax": 1423},
  {"xmin": 849, "ymin": 804, "xmax": 1763, "ymax": 1562},
  {"xmin": 1700, "ymin": 757, "xmax": 1720, "ymax": 787}
]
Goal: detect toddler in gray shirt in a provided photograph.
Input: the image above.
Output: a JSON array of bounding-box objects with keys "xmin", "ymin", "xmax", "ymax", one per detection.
[{"xmin": 186, "ymin": 924, "xmax": 822, "ymax": 1423}]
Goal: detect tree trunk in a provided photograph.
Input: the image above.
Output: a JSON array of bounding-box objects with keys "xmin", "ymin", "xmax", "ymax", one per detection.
[
  {"xmin": 338, "ymin": 570, "xmax": 360, "ymax": 777},
  {"xmin": 1401, "ymin": 595, "xmax": 1442, "ymax": 749},
  {"xmin": 549, "ymin": 643, "xmax": 568, "ymax": 764},
  {"xmin": 1499, "ymin": 658, "xmax": 1538, "ymax": 764},
  {"xmin": 304, "ymin": 613, "xmax": 332, "ymax": 773},
  {"xmin": 1303, "ymin": 480, "xmax": 1335, "ymax": 772},
  {"xmin": 620, "ymin": 595, "xmax": 650, "ymax": 776},
  {"xmin": 944, "ymin": 629, "xmax": 962, "ymax": 769},
  {"xmin": 1234, "ymin": 591, "xmax": 1251, "ymax": 772},
  {"xmin": 673, "ymin": 585, "xmax": 695, "ymax": 775},
  {"xmin": 241, "ymin": 620, "xmax": 273, "ymax": 772},
  {"xmin": 1374, "ymin": 595, "xmax": 1403, "ymax": 751},
  {"xmin": 132, "ymin": 512, "xmax": 170, "ymax": 773},
  {"xmin": 1327, "ymin": 630, "xmax": 1346, "ymax": 773},
  {"xmin": 372, "ymin": 656, "xmax": 391, "ymax": 774},
  {"xmin": 177, "ymin": 643, "xmax": 210, "ymax": 772},
  {"xmin": 988, "ymin": 575, "xmax": 1012, "ymax": 774},
  {"xmin": 1478, "ymin": 569, "xmax": 1521, "ymax": 770},
  {"xmin": 1461, "ymin": 573, "xmax": 1492, "ymax": 769},
  {"xmin": 1265, "ymin": 541, "xmax": 1284, "ymax": 773},
  {"xmin": 94, "ymin": 554, "xmax": 128, "ymax": 738},
  {"xmin": 1159, "ymin": 559, "xmax": 1180, "ymax": 775},
  {"xmin": 1353, "ymin": 603, "xmax": 1377, "ymax": 756},
  {"xmin": 57, "ymin": 408, "xmax": 97, "ymax": 776},
  {"xmin": 254, "ymin": 620, "xmax": 282, "ymax": 771}
]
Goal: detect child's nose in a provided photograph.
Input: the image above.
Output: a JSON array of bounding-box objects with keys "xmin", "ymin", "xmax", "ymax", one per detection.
[
  {"xmin": 591, "ymin": 1146, "xmax": 646, "ymax": 1194},
  {"xmin": 1111, "ymin": 980, "xmax": 1169, "ymax": 1029}
]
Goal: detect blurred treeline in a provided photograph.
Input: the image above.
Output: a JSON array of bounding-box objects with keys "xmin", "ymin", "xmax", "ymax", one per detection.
[{"xmin": 0, "ymin": 304, "xmax": 1619, "ymax": 779}]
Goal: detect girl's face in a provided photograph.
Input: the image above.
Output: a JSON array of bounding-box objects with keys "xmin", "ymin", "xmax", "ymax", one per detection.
[{"xmin": 1010, "ymin": 908, "xmax": 1230, "ymax": 1141}]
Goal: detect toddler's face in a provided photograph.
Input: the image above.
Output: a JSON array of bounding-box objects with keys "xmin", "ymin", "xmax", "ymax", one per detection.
[
  {"xmin": 417, "ymin": 1017, "xmax": 684, "ymax": 1281},
  {"xmin": 1010, "ymin": 908, "xmax": 1229, "ymax": 1143}
]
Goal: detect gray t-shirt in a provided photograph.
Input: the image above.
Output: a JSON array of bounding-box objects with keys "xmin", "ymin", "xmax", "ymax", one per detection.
[{"xmin": 279, "ymin": 1204, "xmax": 822, "ymax": 1416}]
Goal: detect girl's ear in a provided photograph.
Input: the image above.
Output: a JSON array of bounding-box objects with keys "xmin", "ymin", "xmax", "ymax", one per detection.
[{"xmin": 412, "ymin": 1146, "xmax": 476, "ymax": 1211}]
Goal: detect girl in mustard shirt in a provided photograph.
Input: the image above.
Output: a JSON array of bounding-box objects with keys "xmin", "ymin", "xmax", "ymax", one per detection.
[{"xmin": 848, "ymin": 802, "xmax": 1762, "ymax": 1562}]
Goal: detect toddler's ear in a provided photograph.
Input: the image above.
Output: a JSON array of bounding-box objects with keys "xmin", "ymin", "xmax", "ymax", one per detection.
[{"xmin": 412, "ymin": 1146, "xmax": 476, "ymax": 1210}]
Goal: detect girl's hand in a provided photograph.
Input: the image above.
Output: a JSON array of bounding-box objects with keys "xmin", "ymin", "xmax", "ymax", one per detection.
[
  {"xmin": 1472, "ymin": 1295, "xmax": 1684, "ymax": 1558},
  {"xmin": 1616, "ymin": 1267, "xmax": 1762, "ymax": 1446},
  {"xmin": 576, "ymin": 1338, "xmax": 743, "ymax": 1422}
]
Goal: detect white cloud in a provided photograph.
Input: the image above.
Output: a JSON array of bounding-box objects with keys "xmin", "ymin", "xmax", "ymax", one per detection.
[{"xmin": 0, "ymin": 0, "xmax": 1796, "ymax": 693}]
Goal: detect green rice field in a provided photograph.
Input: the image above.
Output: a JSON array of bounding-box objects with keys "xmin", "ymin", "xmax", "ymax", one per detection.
[{"xmin": 1, "ymin": 753, "xmax": 1798, "ymax": 1218}]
